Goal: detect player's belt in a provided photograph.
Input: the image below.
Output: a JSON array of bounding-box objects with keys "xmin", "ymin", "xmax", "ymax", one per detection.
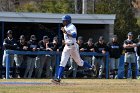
[
  {"xmin": 126, "ymin": 52, "xmax": 134, "ymax": 54},
  {"xmin": 66, "ymin": 43, "xmax": 74, "ymax": 46}
]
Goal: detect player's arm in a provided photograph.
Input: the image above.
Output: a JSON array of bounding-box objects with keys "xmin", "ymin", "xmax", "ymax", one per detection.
[
  {"xmin": 129, "ymin": 43, "xmax": 137, "ymax": 47},
  {"xmin": 123, "ymin": 43, "xmax": 131, "ymax": 48},
  {"xmin": 123, "ymin": 43, "xmax": 136, "ymax": 48},
  {"xmin": 61, "ymin": 27, "xmax": 77, "ymax": 38},
  {"xmin": 123, "ymin": 40, "xmax": 133, "ymax": 48}
]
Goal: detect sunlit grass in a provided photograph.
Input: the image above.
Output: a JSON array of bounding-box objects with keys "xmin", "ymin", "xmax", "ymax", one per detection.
[{"xmin": 0, "ymin": 79, "xmax": 140, "ymax": 93}]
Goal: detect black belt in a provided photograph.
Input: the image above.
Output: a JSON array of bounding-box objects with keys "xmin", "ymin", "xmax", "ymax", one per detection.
[{"xmin": 67, "ymin": 43, "xmax": 74, "ymax": 46}]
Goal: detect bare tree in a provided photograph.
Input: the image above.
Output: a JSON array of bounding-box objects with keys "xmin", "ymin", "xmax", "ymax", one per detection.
[{"xmin": 82, "ymin": 0, "xmax": 87, "ymax": 14}]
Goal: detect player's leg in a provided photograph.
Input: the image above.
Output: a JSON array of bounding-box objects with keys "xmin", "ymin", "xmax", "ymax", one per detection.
[
  {"xmin": 35, "ymin": 55, "xmax": 45, "ymax": 78},
  {"xmin": 28, "ymin": 58, "xmax": 35, "ymax": 78},
  {"xmin": 9, "ymin": 54, "xmax": 15, "ymax": 78},
  {"xmin": 14, "ymin": 54, "xmax": 23, "ymax": 78},
  {"xmin": 67, "ymin": 58, "xmax": 78, "ymax": 78},
  {"xmin": 92, "ymin": 56, "xmax": 98, "ymax": 78},
  {"xmin": 50, "ymin": 55, "xmax": 56, "ymax": 78},
  {"xmin": 24, "ymin": 57, "xmax": 32, "ymax": 78},
  {"xmin": 34, "ymin": 56, "xmax": 41, "ymax": 78},
  {"xmin": 124, "ymin": 53, "xmax": 130, "ymax": 79},
  {"xmin": 72, "ymin": 59, "xmax": 78, "ymax": 78},
  {"xmin": 98, "ymin": 58, "xmax": 104, "ymax": 79},
  {"xmin": 70, "ymin": 47, "xmax": 97, "ymax": 78},
  {"xmin": 110, "ymin": 58, "xmax": 115, "ymax": 78},
  {"xmin": 130, "ymin": 54, "xmax": 136, "ymax": 79},
  {"xmin": 52, "ymin": 46, "xmax": 70, "ymax": 83},
  {"xmin": 124, "ymin": 62, "xmax": 129, "ymax": 78},
  {"xmin": 131, "ymin": 63, "xmax": 136, "ymax": 79},
  {"xmin": 46, "ymin": 56, "xmax": 52, "ymax": 78},
  {"xmin": 70, "ymin": 45, "xmax": 92, "ymax": 69},
  {"xmin": 114, "ymin": 58, "xmax": 120, "ymax": 79}
]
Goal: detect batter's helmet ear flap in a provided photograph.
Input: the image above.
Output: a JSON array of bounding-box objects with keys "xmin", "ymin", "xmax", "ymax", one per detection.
[{"xmin": 62, "ymin": 15, "xmax": 71, "ymax": 22}]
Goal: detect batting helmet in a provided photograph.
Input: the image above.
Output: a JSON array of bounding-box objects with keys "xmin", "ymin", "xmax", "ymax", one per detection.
[{"xmin": 62, "ymin": 15, "xmax": 71, "ymax": 22}]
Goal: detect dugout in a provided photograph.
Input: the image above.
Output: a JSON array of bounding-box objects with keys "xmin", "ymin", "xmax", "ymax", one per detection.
[
  {"xmin": 0, "ymin": 12, "xmax": 115, "ymax": 79},
  {"xmin": 0, "ymin": 12, "xmax": 136, "ymax": 79},
  {"xmin": 0, "ymin": 12, "xmax": 116, "ymax": 47}
]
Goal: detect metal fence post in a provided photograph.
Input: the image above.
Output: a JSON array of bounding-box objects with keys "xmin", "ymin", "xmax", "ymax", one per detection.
[
  {"xmin": 55, "ymin": 53, "xmax": 60, "ymax": 78},
  {"xmin": 105, "ymin": 52, "xmax": 109, "ymax": 79},
  {"xmin": 6, "ymin": 53, "xmax": 10, "ymax": 79}
]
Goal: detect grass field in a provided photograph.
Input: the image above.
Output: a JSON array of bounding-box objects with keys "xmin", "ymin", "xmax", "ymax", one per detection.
[{"xmin": 0, "ymin": 79, "xmax": 140, "ymax": 93}]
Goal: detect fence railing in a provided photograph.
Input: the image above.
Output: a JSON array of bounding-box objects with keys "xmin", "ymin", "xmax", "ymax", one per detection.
[{"xmin": 5, "ymin": 50, "xmax": 109, "ymax": 79}]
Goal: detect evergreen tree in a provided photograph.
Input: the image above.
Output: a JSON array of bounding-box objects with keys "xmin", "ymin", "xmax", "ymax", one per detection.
[
  {"xmin": 95, "ymin": 0, "xmax": 139, "ymax": 43},
  {"xmin": 114, "ymin": 0, "xmax": 139, "ymax": 42}
]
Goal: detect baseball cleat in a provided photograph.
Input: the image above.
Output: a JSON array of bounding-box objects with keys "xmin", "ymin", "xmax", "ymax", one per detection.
[{"xmin": 51, "ymin": 78, "xmax": 61, "ymax": 84}]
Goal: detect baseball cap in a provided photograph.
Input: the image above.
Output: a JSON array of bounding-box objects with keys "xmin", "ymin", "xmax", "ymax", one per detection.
[
  {"xmin": 99, "ymin": 36, "xmax": 104, "ymax": 41},
  {"xmin": 127, "ymin": 32, "xmax": 133, "ymax": 36},
  {"xmin": 78, "ymin": 36, "xmax": 83, "ymax": 40},
  {"xmin": 30, "ymin": 35, "xmax": 36, "ymax": 40},
  {"xmin": 53, "ymin": 36, "xmax": 58, "ymax": 40},
  {"xmin": 7, "ymin": 30, "xmax": 13, "ymax": 34},
  {"xmin": 19, "ymin": 35, "xmax": 25, "ymax": 40},
  {"xmin": 43, "ymin": 36, "xmax": 49, "ymax": 40}
]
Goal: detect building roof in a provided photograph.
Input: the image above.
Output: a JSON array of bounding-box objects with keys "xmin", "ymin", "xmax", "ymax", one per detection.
[{"xmin": 0, "ymin": 12, "xmax": 116, "ymax": 24}]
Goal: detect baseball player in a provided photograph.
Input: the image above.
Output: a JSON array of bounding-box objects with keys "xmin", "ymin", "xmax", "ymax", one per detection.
[
  {"xmin": 2, "ymin": 30, "xmax": 17, "ymax": 78},
  {"xmin": 123, "ymin": 32, "xmax": 137, "ymax": 79},
  {"xmin": 51, "ymin": 15, "xmax": 94, "ymax": 83},
  {"xmin": 35, "ymin": 36, "xmax": 52, "ymax": 78},
  {"xmin": 92, "ymin": 36, "xmax": 107, "ymax": 79},
  {"xmin": 14, "ymin": 35, "xmax": 28, "ymax": 78},
  {"xmin": 107, "ymin": 35, "xmax": 123, "ymax": 79},
  {"xmin": 24, "ymin": 35, "xmax": 39, "ymax": 78}
]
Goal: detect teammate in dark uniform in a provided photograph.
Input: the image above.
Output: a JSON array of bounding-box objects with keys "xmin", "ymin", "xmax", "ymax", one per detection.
[
  {"xmin": 123, "ymin": 32, "xmax": 137, "ymax": 79},
  {"xmin": 35, "ymin": 36, "xmax": 52, "ymax": 78},
  {"xmin": 15, "ymin": 35, "xmax": 28, "ymax": 78},
  {"xmin": 2, "ymin": 30, "xmax": 17, "ymax": 78},
  {"xmin": 77, "ymin": 36, "xmax": 85, "ymax": 52},
  {"xmin": 84, "ymin": 38, "xmax": 96, "ymax": 67},
  {"xmin": 93, "ymin": 36, "xmax": 108, "ymax": 79},
  {"xmin": 107, "ymin": 35, "xmax": 123, "ymax": 78},
  {"xmin": 49, "ymin": 36, "xmax": 59, "ymax": 78},
  {"xmin": 24, "ymin": 35, "xmax": 39, "ymax": 78}
]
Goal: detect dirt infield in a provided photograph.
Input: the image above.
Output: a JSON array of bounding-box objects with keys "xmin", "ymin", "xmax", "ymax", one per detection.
[{"xmin": 0, "ymin": 79, "xmax": 140, "ymax": 93}]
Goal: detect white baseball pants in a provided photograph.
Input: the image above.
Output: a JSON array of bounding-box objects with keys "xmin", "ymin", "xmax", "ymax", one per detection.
[{"xmin": 59, "ymin": 43, "xmax": 84, "ymax": 67}]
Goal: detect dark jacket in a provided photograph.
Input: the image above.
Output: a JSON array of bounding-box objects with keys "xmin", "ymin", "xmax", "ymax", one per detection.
[
  {"xmin": 94, "ymin": 42, "xmax": 108, "ymax": 59},
  {"xmin": 123, "ymin": 39, "xmax": 135, "ymax": 53},
  {"xmin": 16, "ymin": 40, "xmax": 28, "ymax": 51},
  {"xmin": 50, "ymin": 42, "xmax": 60, "ymax": 51},
  {"xmin": 27, "ymin": 40, "xmax": 38, "ymax": 58},
  {"xmin": 107, "ymin": 41, "xmax": 123, "ymax": 58},
  {"xmin": 84, "ymin": 43, "xmax": 96, "ymax": 52},
  {"xmin": 3, "ymin": 37, "xmax": 17, "ymax": 50},
  {"xmin": 38, "ymin": 40, "xmax": 46, "ymax": 51}
]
